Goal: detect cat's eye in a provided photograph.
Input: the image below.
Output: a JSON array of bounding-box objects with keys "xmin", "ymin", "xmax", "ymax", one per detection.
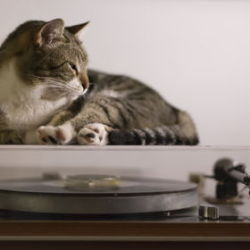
[{"xmin": 68, "ymin": 62, "xmax": 78, "ymax": 74}]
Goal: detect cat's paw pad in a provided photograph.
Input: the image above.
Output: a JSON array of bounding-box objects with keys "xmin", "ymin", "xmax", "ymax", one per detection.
[
  {"xmin": 37, "ymin": 124, "xmax": 74, "ymax": 145},
  {"xmin": 77, "ymin": 123, "xmax": 109, "ymax": 145}
]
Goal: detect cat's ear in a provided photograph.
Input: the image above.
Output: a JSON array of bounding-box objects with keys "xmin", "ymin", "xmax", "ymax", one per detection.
[
  {"xmin": 34, "ymin": 19, "xmax": 64, "ymax": 47},
  {"xmin": 66, "ymin": 21, "xmax": 89, "ymax": 36}
]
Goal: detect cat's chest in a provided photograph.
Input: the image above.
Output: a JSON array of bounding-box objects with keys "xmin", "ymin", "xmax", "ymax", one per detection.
[
  {"xmin": 0, "ymin": 61, "xmax": 69, "ymax": 130},
  {"xmin": 2, "ymin": 96, "xmax": 68, "ymax": 131}
]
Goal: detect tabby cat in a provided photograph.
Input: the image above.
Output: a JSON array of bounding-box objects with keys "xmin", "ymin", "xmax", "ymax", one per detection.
[{"xmin": 0, "ymin": 19, "xmax": 199, "ymax": 145}]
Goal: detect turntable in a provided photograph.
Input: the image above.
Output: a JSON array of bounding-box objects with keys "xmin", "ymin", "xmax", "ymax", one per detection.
[
  {"xmin": 0, "ymin": 156, "xmax": 250, "ymax": 250},
  {"xmin": 0, "ymin": 174, "xmax": 197, "ymax": 215},
  {"xmin": 0, "ymin": 157, "xmax": 248, "ymax": 217}
]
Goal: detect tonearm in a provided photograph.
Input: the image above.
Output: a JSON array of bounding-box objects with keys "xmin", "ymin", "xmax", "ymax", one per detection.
[{"xmin": 213, "ymin": 158, "xmax": 250, "ymax": 200}]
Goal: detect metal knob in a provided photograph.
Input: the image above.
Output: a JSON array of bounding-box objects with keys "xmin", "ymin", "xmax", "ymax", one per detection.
[{"xmin": 199, "ymin": 205, "xmax": 219, "ymax": 220}]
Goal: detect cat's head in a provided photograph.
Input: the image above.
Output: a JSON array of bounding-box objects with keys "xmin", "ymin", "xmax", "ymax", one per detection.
[{"xmin": 0, "ymin": 19, "xmax": 89, "ymax": 101}]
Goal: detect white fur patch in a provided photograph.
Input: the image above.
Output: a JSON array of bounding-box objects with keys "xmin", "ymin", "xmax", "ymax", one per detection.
[
  {"xmin": 37, "ymin": 123, "xmax": 75, "ymax": 145},
  {"xmin": 100, "ymin": 89, "xmax": 126, "ymax": 98},
  {"xmin": 68, "ymin": 78, "xmax": 84, "ymax": 93},
  {"xmin": 0, "ymin": 59, "xmax": 72, "ymax": 131},
  {"xmin": 77, "ymin": 123, "xmax": 109, "ymax": 145},
  {"xmin": 67, "ymin": 78, "xmax": 88, "ymax": 101}
]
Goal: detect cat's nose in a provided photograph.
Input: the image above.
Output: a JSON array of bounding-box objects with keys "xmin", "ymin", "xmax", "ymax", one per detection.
[{"xmin": 80, "ymin": 73, "xmax": 89, "ymax": 90}]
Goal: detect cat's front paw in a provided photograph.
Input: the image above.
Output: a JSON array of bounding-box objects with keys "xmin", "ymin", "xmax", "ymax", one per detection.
[
  {"xmin": 37, "ymin": 123, "xmax": 75, "ymax": 145},
  {"xmin": 77, "ymin": 123, "xmax": 110, "ymax": 145}
]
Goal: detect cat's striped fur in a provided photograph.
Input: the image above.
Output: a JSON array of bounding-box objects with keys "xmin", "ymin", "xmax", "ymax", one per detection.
[
  {"xmin": 109, "ymin": 124, "xmax": 198, "ymax": 145},
  {"xmin": 86, "ymin": 70, "xmax": 199, "ymax": 145},
  {"xmin": 0, "ymin": 18, "xmax": 199, "ymax": 145}
]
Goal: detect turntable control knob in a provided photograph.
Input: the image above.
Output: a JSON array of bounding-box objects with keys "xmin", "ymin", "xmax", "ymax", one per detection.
[{"xmin": 199, "ymin": 205, "xmax": 219, "ymax": 220}]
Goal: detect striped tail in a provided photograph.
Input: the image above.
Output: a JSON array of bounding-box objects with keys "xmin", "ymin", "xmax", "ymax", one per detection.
[
  {"xmin": 108, "ymin": 111, "xmax": 199, "ymax": 145},
  {"xmin": 108, "ymin": 126, "xmax": 198, "ymax": 145}
]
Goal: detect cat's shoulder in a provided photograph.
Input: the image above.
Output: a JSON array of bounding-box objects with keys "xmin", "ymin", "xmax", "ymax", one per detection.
[{"xmin": 87, "ymin": 69, "xmax": 146, "ymax": 88}]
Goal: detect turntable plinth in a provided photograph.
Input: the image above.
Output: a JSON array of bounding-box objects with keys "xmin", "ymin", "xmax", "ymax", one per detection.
[{"xmin": 0, "ymin": 220, "xmax": 250, "ymax": 250}]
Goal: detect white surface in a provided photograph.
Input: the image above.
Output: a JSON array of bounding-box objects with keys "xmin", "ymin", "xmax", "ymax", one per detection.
[{"xmin": 0, "ymin": 0, "xmax": 249, "ymax": 145}]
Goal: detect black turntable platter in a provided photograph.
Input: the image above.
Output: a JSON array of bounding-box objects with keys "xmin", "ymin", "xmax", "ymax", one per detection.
[{"xmin": 0, "ymin": 175, "xmax": 197, "ymax": 215}]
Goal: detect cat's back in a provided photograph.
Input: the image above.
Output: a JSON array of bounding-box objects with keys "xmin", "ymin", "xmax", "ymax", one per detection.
[
  {"xmin": 86, "ymin": 69, "xmax": 178, "ymax": 126},
  {"xmin": 87, "ymin": 69, "xmax": 162, "ymax": 100}
]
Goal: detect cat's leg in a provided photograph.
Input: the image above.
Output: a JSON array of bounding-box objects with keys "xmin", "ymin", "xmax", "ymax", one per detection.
[
  {"xmin": 37, "ymin": 122, "xmax": 76, "ymax": 145},
  {"xmin": 47, "ymin": 110, "xmax": 74, "ymax": 127},
  {"xmin": 34, "ymin": 110, "xmax": 76, "ymax": 145},
  {"xmin": 35, "ymin": 102, "xmax": 114, "ymax": 145},
  {"xmin": 36, "ymin": 114, "xmax": 112, "ymax": 145},
  {"xmin": 35, "ymin": 96, "xmax": 131, "ymax": 145},
  {"xmin": 77, "ymin": 123, "xmax": 113, "ymax": 145},
  {"xmin": 21, "ymin": 109, "xmax": 75, "ymax": 145}
]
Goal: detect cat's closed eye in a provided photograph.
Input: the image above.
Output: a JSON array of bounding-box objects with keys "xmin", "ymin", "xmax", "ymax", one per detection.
[
  {"xmin": 48, "ymin": 62, "xmax": 66, "ymax": 71},
  {"xmin": 68, "ymin": 62, "xmax": 78, "ymax": 75}
]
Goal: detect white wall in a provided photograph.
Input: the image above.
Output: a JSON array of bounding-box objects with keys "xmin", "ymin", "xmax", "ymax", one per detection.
[{"xmin": 0, "ymin": 0, "xmax": 249, "ymax": 145}]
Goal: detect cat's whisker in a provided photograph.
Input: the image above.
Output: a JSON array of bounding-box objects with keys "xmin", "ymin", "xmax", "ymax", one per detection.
[{"xmin": 27, "ymin": 74, "xmax": 83, "ymax": 95}]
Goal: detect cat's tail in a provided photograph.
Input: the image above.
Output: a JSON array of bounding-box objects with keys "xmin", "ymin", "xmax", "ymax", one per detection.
[{"xmin": 108, "ymin": 111, "xmax": 199, "ymax": 145}]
